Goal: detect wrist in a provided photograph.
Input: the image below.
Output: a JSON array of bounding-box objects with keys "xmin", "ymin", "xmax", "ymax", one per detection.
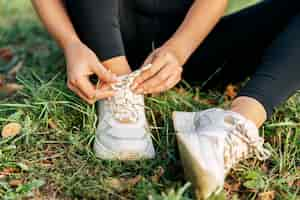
[
  {"xmin": 61, "ymin": 36, "xmax": 81, "ymax": 53},
  {"xmin": 163, "ymin": 39, "xmax": 192, "ymax": 66}
]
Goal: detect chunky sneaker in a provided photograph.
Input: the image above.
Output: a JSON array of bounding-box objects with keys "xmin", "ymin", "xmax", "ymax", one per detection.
[
  {"xmin": 172, "ymin": 108, "xmax": 270, "ymax": 199},
  {"xmin": 94, "ymin": 65, "xmax": 155, "ymax": 160}
]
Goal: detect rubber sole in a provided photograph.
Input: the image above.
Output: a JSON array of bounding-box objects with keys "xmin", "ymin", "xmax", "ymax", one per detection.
[
  {"xmin": 173, "ymin": 112, "xmax": 222, "ymax": 200},
  {"xmin": 93, "ymin": 137, "xmax": 155, "ymax": 161}
]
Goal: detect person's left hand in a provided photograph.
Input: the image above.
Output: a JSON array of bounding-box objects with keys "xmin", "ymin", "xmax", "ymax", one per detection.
[{"xmin": 131, "ymin": 47, "xmax": 183, "ymax": 94}]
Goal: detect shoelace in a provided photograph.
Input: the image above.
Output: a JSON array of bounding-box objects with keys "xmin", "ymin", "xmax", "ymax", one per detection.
[
  {"xmin": 109, "ymin": 64, "xmax": 152, "ymax": 123},
  {"xmin": 224, "ymin": 116, "xmax": 271, "ymax": 173}
]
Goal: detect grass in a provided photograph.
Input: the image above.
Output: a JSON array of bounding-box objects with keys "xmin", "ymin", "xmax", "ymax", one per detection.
[{"xmin": 0, "ymin": 0, "xmax": 299, "ymax": 199}]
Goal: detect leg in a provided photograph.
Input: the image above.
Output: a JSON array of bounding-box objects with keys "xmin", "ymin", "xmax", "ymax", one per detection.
[
  {"xmin": 171, "ymin": 2, "xmax": 299, "ymax": 198},
  {"xmin": 158, "ymin": 0, "xmax": 299, "ymax": 126},
  {"xmin": 65, "ymin": 0, "xmax": 132, "ymax": 75},
  {"xmin": 237, "ymin": 13, "xmax": 300, "ymax": 125}
]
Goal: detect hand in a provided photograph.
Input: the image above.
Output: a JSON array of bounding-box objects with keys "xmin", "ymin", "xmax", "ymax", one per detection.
[
  {"xmin": 132, "ymin": 47, "xmax": 183, "ymax": 94},
  {"xmin": 64, "ymin": 41, "xmax": 117, "ymax": 104}
]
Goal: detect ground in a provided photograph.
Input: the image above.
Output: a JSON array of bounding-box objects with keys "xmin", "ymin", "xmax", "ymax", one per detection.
[{"xmin": 0, "ymin": 0, "xmax": 299, "ymax": 199}]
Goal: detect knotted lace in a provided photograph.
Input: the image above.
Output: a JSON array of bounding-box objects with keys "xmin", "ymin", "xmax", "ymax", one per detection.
[
  {"xmin": 223, "ymin": 116, "xmax": 271, "ymax": 173},
  {"xmin": 109, "ymin": 64, "xmax": 152, "ymax": 123}
]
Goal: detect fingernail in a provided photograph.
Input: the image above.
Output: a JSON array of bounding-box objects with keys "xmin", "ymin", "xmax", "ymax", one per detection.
[
  {"xmin": 131, "ymin": 83, "xmax": 138, "ymax": 90},
  {"xmin": 143, "ymin": 64, "xmax": 152, "ymax": 70}
]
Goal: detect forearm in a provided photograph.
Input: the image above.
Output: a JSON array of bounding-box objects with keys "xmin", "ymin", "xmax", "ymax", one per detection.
[
  {"xmin": 164, "ymin": 0, "xmax": 228, "ymax": 65},
  {"xmin": 31, "ymin": 0, "xmax": 80, "ymax": 51}
]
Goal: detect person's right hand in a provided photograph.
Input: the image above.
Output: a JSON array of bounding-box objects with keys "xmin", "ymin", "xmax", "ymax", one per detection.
[{"xmin": 64, "ymin": 41, "xmax": 118, "ymax": 104}]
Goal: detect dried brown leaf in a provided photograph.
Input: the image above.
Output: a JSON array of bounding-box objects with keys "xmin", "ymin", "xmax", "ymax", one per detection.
[
  {"xmin": 257, "ymin": 191, "xmax": 275, "ymax": 200},
  {"xmin": 40, "ymin": 160, "xmax": 53, "ymax": 167},
  {"xmin": 105, "ymin": 175, "xmax": 142, "ymax": 192},
  {"xmin": 261, "ymin": 163, "xmax": 269, "ymax": 173},
  {"xmin": 48, "ymin": 119, "xmax": 58, "ymax": 129},
  {"xmin": 0, "ymin": 48, "xmax": 13, "ymax": 61},
  {"xmin": 9, "ymin": 179, "xmax": 23, "ymax": 187},
  {"xmin": 0, "ymin": 167, "xmax": 19, "ymax": 178},
  {"xmin": 126, "ymin": 175, "xmax": 142, "ymax": 187},
  {"xmin": 295, "ymin": 179, "xmax": 300, "ymax": 187},
  {"xmin": 0, "ymin": 83, "xmax": 23, "ymax": 95},
  {"xmin": 151, "ymin": 166, "xmax": 165, "ymax": 183},
  {"xmin": 225, "ymin": 84, "xmax": 238, "ymax": 99},
  {"xmin": 1, "ymin": 122, "xmax": 22, "ymax": 138},
  {"xmin": 105, "ymin": 178, "xmax": 123, "ymax": 192},
  {"xmin": 0, "ymin": 74, "xmax": 5, "ymax": 87}
]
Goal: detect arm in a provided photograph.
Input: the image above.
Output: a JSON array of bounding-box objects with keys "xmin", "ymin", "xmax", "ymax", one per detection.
[
  {"xmin": 31, "ymin": 0, "xmax": 117, "ymax": 103},
  {"xmin": 31, "ymin": 0, "xmax": 79, "ymax": 50},
  {"xmin": 165, "ymin": 0, "xmax": 228, "ymax": 65},
  {"xmin": 133, "ymin": 0, "xmax": 228, "ymax": 94}
]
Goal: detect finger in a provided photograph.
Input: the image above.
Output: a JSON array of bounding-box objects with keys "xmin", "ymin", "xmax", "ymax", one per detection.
[
  {"xmin": 135, "ymin": 64, "xmax": 174, "ymax": 94},
  {"xmin": 76, "ymin": 77, "xmax": 97, "ymax": 99},
  {"xmin": 68, "ymin": 82, "xmax": 95, "ymax": 104},
  {"xmin": 91, "ymin": 61, "xmax": 118, "ymax": 83},
  {"xmin": 131, "ymin": 52, "xmax": 156, "ymax": 89},
  {"xmin": 141, "ymin": 52, "xmax": 155, "ymax": 68},
  {"xmin": 133, "ymin": 52, "xmax": 169, "ymax": 87},
  {"xmin": 146, "ymin": 74, "xmax": 181, "ymax": 94},
  {"xmin": 165, "ymin": 74, "xmax": 182, "ymax": 90},
  {"xmin": 94, "ymin": 88, "xmax": 115, "ymax": 100},
  {"xmin": 98, "ymin": 82, "xmax": 113, "ymax": 90}
]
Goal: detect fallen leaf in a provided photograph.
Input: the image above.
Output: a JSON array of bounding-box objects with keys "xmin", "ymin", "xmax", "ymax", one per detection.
[
  {"xmin": 257, "ymin": 191, "xmax": 275, "ymax": 200},
  {"xmin": 0, "ymin": 48, "xmax": 13, "ymax": 61},
  {"xmin": 1, "ymin": 122, "xmax": 22, "ymax": 138},
  {"xmin": 9, "ymin": 179, "xmax": 23, "ymax": 187},
  {"xmin": 127, "ymin": 175, "xmax": 142, "ymax": 186},
  {"xmin": 225, "ymin": 84, "xmax": 238, "ymax": 99},
  {"xmin": 105, "ymin": 178, "xmax": 123, "ymax": 192},
  {"xmin": 295, "ymin": 179, "xmax": 300, "ymax": 187},
  {"xmin": 40, "ymin": 160, "xmax": 53, "ymax": 167},
  {"xmin": 105, "ymin": 175, "xmax": 142, "ymax": 192},
  {"xmin": 0, "ymin": 83, "xmax": 23, "ymax": 95},
  {"xmin": 261, "ymin": 163, "xmax": 269, "ymax": 173},
  {"xmin": 48, "ymin": 118, "xmax": 58, "ymax": 129},
  {"xmin": 151, "ymin": 166, "xmax": 165, "ymax": 183},
  {"xmin": 0, "ymin": 74, "xmax": 5, "ymax": 87},
  {"xmin": 0, "ymin": 167, "xmax": 19, "ymax": 178}
]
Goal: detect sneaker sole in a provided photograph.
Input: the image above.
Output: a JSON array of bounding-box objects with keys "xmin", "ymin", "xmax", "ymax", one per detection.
[
  {"xmin": 94, "ymin": 137, "xmax": 155, "ymax": 161},
  {"xmin": 173, "ymin": 112, "xmax": 222, "ymax": 200}
]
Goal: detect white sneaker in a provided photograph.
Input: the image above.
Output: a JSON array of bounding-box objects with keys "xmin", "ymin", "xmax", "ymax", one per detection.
[
  {"xmin": 172, "ymin": 108, "xmax": 270, "ymax": 199},
  {"xmin": 94, "ymin": 66, "xmax": 155, "ymax": 160}
]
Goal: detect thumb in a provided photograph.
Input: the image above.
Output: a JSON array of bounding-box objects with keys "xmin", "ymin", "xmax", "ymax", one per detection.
[
  {"xmin": 141, "ymin": 50, "xmax": 157, "ymax": 69},
  {"xmin": 92, "ymin": 62, "xmax": 118, "ymax": 83}
]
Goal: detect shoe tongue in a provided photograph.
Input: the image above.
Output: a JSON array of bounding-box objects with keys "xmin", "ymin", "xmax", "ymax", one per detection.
[{"xmin": 224, "ymin": 111, "xmax": 259, "ymax": 138}]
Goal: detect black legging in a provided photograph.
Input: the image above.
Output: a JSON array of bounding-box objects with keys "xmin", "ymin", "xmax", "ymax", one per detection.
[{"xmin": 65, "ymin": 0, "xmax": 300, "ymax": 118}]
